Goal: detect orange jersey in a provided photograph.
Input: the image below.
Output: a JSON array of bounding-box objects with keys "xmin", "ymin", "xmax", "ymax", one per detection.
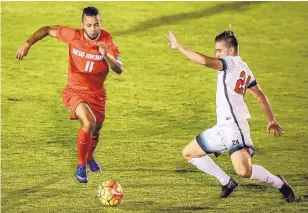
[{"xmin": 56, "ymin": 26, "xmax": 120, "ymax": 92}]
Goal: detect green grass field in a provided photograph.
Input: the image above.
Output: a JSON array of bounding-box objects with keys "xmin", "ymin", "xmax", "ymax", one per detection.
[{"xmin": 2, "ymin": 1, "xmax": 308, "ymax": 212}]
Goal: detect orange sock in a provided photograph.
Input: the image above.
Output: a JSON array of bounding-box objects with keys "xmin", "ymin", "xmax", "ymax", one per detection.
[
  {"xmin": 87, "ymin": 137, "xmax": 99, "ymax": 161},
  {"xmin": 77, "ymin": 128, "xmax": 92, "ymax": 166}
]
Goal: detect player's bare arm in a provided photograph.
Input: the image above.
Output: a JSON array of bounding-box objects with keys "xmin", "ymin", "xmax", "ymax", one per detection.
[
  {"xmin": 16, "ymin": 25, "xmax": 59, "ymax": 60},
  {"xmin": 166, "ymin": 31, "xmax": 223, "ymax": 71},
  {"xmin": 95, "ymin": 41, "xmax": 123, "ymax": 74},
  {"xmin": 248, "ymin": 84, "xmax": 284, "ymax": 136},
  {"xmin": 106, "ymin": 55, "xmax": 123, "ymax": 74}
]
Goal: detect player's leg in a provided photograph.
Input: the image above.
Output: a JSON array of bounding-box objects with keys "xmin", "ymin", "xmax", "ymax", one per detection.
[
  {"xmin": 231, "ymin": 149, "xmax": 295, "ymax": 202},
  {"xmin": 183, "ymin": 129, "xmax": 238, "ymax": 198},
  {"xmin": 85, "ymin": 93, "xmax": 106, "ymax": 172},
  {"xmin": 75, "ymin": 102, "xmax": 96, "ymax": 183},
  {"xmin": 229, "ymin": 120, "xmax": 295, "ymax": 202},
  {"xmin": 87, "ymin": 122, "xmax": 103, "ymax": 172},
  {"xmin": 183, "ymin": 138, "xmax": 233, "ymax": 187},
  {"xmin": 230, "ymin": 148, "xmax": 252, "ymax": 178},
  {"xmin": 88, "ymin": 122, "xmax": 102, "ymax": 161}
]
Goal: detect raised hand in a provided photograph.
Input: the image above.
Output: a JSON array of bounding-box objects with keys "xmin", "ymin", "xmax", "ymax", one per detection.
[{"xmin": 166, "ymin": 31, "xmax": 183, "ymax": 51}]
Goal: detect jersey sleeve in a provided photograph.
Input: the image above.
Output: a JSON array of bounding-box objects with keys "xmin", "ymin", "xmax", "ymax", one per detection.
[
  {"xmin": 56, "ymin": 26, "xmax": 77, "ymax": 44},
  {"xmin": 218, "ymin": 56, "xmax": 236, "ymax": 71},
  {"xmin": 105, "ymin": 36, "xmax": 120, "ymax": 56},
  {"xmin": 247, "ymin": 72, "xmax": 257, "ymax": 88}
]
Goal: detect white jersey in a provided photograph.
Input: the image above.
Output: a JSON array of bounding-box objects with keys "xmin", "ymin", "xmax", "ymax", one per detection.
[{"xmin": 216, "ymin": 56, "xmax": 257, "ymax": 126}]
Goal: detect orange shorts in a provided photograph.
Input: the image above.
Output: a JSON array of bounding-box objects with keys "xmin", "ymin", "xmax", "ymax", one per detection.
[{"xmin": 62, "ymin": 86, "xmax": 106, "ymax": 123}]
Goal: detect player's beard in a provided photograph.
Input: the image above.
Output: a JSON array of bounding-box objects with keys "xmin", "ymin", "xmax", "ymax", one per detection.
[{"xmin": 84, "ymin": 31, "xmax": 99, "ymax": 40}]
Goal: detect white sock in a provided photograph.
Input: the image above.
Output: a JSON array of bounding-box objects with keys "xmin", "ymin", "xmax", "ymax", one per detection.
[
  {"xmin": 250, "ymin": 165, "xmax": 284, "ymax": 189},
  {"xmin": 189, "ymin": 155, "xmax": 230, "ymax": 186}
]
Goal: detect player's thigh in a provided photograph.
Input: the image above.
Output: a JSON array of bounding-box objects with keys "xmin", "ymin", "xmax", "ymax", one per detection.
[
  {"xmin": 183, "ymin": 138, "xmax": 206, "ymax": 159},
  {"xmin": 89, "ymin": 94, "xmax": 106, "ymax": 124},
  {"xmin": 230, "ymin": 148, "xmax": 252, "ymax": 177},
  {"xmin": 75, "ymin": 102, "xmax": 96, "ymax": 126}
]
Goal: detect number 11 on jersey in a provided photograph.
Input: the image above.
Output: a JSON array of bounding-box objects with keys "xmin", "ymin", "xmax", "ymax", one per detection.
[
  {"xmin": 85, "ymin": 61, "xmax": 94, "ymax": 72},
  {"xmin": 234, "ymin": 71, "xmax": 251, "ymax": 95}
]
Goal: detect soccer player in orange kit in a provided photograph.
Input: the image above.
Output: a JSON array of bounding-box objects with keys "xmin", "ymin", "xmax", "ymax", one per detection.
[{"xmin": 16, "ymin": 7, "xmax": 123, "ymax": 183}]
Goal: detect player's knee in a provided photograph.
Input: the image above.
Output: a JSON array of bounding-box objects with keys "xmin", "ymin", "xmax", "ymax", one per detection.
[
  {"xmin": 235, "ymin": 167, "xmax": 252, "ymax": 178},
  {"xmin": 82, "ymin": 119, "xmax": 96, "ymax": 132},
  {"xmin": 182, "ymin": 147, "xmax": 193, "ymax": 161}
]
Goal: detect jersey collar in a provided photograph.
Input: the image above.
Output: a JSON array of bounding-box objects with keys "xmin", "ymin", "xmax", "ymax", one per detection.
[{"xmin": 84, "ymin": 30, "xmax": 101, "ymax": 41}]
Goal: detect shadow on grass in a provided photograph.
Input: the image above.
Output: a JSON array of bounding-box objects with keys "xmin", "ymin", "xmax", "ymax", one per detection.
[
  {"xmin": 175, "ymin": 169, "xmax": 199, "ymax": 173},
  {"xmin": 2, "ymin": 178, "xmax": 61, "ymax": 211},
  {"xmin": 158, "ymin": 206, "xmax": 222, "ymax": 212},
  {"xmin": 5, "ymin": 178, "xmax": 60, "ymax": 197},
  {"xmin": 119, "ymin": 201, "xmax": 221, "ymax": 212},
  {"xmin": 240, "ymin": 183, "xmax": 268, "ymax": 192},
  {"xmin": 294, "ymin": 194, "xmax": 308, "ymax": 203},
  {"xmin": 113, "ymin": 1, "xmax": 265, "ymax": 36},
  {"xmin": 101, "ymin": 168, "xmax": 199, "ymax": 173}
]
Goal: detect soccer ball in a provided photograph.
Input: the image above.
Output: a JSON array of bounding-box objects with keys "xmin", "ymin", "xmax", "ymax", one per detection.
[{"xmin": 98, "ymin": 180, "xmax": 123, "ymax": 206}]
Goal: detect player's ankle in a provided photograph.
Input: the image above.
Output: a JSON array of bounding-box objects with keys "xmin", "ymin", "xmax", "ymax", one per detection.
[
  {"xmin": 77, "ymin": 161, "xmax": 86, "ymax": 167},
  {"xmin": 87, "ymin": 156, "xmax": 93, "ymax": 161}
]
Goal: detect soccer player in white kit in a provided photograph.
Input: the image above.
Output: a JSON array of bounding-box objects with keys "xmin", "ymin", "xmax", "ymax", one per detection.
[{"xmin": 166, "ymin": 30, "xmax": 295, "ymax": 202}]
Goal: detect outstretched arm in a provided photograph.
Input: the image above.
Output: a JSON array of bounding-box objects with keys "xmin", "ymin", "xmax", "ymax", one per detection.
[
  {"xmin": 166, "ymin": 31, "xmax": 223, "ymax": 71},
  {"xmin": 248, "ymin": 84, "xmax": 284, "ymax": 136},
  {"xmin": 16, "ymin": 26, "xmax": 59, "ymax": 60}
]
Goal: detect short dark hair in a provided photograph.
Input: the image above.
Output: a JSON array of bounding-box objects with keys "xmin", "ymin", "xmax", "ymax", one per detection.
[
  {"xmin": 82, "ymin": 6, "xmax": 100, "ymax": 21},
  {"xmin": 215, "ymin": 30, "xmax": 239, "ymax": 53}
]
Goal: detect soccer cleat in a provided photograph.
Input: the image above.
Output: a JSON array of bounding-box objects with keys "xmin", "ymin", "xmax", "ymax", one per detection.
[
  {"xmin": 87, "ymin": 158, "xmax": 102, "ymax": 173},
  {"xmin": 220, "ymin": 177, "xmax": 238, "ymax": 198},
  {"xmin": 76, "ymin": 165, "xmax": 88, "ymax": 183},
  {"xmin": 276, "ymin": 175, "xmax": 295, "ymax": 203}
]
